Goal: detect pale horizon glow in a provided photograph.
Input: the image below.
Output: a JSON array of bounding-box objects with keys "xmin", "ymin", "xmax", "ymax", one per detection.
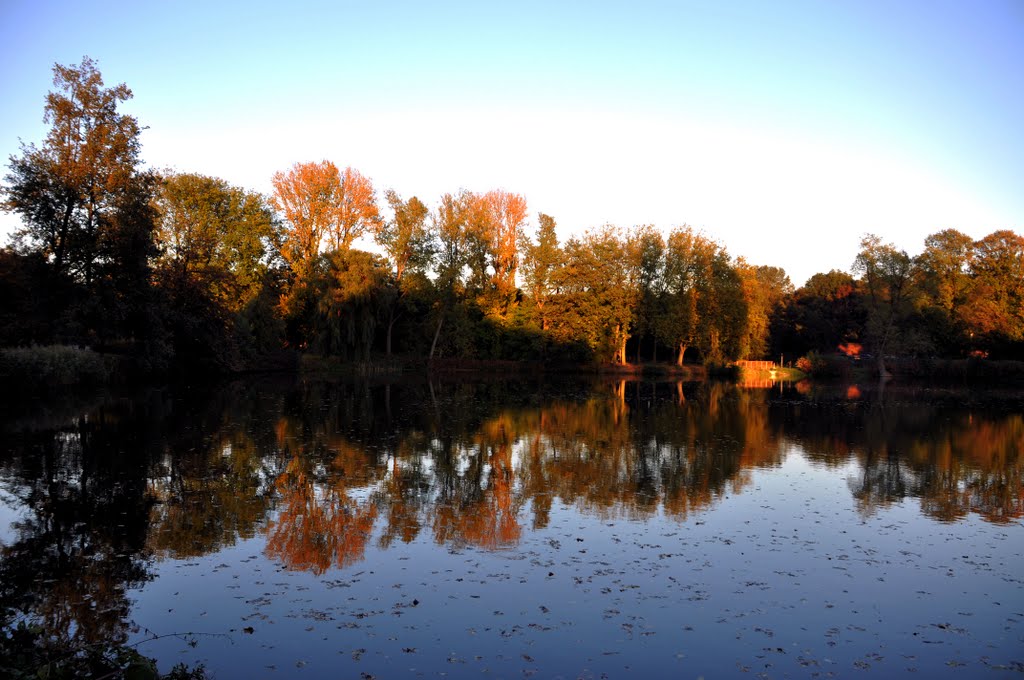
[{"xmin": 1, "ymin": 0, "xmax": 1021, "ymax": 287}]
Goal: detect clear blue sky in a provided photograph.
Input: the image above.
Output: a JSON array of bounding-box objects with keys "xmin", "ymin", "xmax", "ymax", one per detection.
[{"xmin": 2, "ymin": 0, "xmax": 1021, "ymax": 286}]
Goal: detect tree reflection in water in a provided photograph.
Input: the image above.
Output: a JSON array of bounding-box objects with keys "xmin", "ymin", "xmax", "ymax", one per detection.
[
  {"xmin": 0, "ymin": 402, "xmax": 156, "ymax": 649},
  {"xmin": 0, "ymin": 377, "xmax": 1021, "ymax": 643}
]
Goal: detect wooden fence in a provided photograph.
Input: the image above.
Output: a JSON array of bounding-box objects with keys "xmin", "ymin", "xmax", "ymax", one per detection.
[{"xmin": 736, "ymin": 360, "xmax": 776, "ymax": 371}]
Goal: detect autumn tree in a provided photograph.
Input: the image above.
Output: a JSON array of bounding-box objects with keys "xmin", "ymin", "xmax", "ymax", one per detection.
[
  {"xmin": 4, "ymin": 57, "xmax": 143, "ymax": 284},
  {"xmin": 482, "ymin": 189, "xmax": 528, "ymax": 316},
  {"xmin": 271, "ymin": 161, "xmax": 333, "ymax": 278},
  {"xmin": 917, "ymin": 229, "xmax": 974, "ymax": 316},
  {"xmin": 2, "ymin": 57, "xmax": 157, "ymax": 344},
  {"xmin": 333, "ymin": 166, "xmax": 381, "ymax": 250},
  {"xmin": 271, "ymin": 161, "xmax": 380, "ymax": 273},
  {"xmin": 964, "ymin": 230, "xmax": 1024, "ymax": 351}
]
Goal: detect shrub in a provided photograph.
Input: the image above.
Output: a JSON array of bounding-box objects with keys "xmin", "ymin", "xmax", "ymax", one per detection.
[
  {"xmin": 0, "ymin": 345, "xmax": 116, "ymax": 389},
  {"xmin": 795, "ymin": 351, "xmax": 852, "ymax": 379}
]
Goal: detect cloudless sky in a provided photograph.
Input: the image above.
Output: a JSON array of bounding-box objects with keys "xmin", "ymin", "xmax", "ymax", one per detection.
[{"xmin": 1, "ymin": 0, "xmax": 1021, "ymax": 286}]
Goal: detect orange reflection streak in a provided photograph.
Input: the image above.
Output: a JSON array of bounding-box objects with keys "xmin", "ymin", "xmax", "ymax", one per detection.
[
  {"xmin": 141, "ymin": 380, "xmax": 1023, "ymax": 578},
  {"xmin": 433, "ymin": 415, "xmax": 523, "ymax": 549},
  {"xmin": 264, "ymin": 454, "xmax": 378, "ymax": 574}
]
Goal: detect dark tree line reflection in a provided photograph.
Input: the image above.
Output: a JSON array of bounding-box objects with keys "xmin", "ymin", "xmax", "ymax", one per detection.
[{"xmin": 1, "ymin": 378, "xmax": 1021, "ymax": 644}]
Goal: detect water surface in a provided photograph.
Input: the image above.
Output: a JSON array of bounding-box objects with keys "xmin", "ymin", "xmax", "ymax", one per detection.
[{"xmin": 1, "ymin": 377, "xmax": 1021, "ymax": 677}]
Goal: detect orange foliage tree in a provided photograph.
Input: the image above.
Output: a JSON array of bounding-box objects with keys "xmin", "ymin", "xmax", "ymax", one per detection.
[
  {"xmin": 271, "ymin": 161, "xmax": 380, "ymax": 277},
  {"xmin": 483, "ymin": 189, "xmax": 528, "ymax": 309}
]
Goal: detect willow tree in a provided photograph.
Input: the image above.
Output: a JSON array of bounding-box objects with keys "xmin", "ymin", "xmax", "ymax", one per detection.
[{"xmin": 312, "ymin": 250, "xmax": 389, "ymax": 360}]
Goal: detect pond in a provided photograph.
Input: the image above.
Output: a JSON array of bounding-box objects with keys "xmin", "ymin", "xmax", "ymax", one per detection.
[{"xmin": 1, "ymin": 376, "xmax": 1022, "ymax": 678}]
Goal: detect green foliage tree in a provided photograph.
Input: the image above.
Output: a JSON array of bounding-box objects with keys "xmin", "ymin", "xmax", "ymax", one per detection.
[
  {"xmin": 657, "ymin": 226, "xmax": 705, "ymax": 365},
  {"xmin": 378, "ymin": 190, "xmax": 434, "ymax": 355},
  {"xmin": 153, "ymin": 172, "xmax": 281, "ymax": 369},
  {"xmin": 626, "ymin": 225, "xmax": 664, "ymax": 361},
  {"xmin": 429, "ymin": 191, "xmax": 470, "ymax": 359},
  {"xmin": 737, "ymin": 262, "xmax": 792, "ymax": 359},
  {"xmin": 853, "ymin": 234, "xmax": 916, "ymax": 375},
  {"xmin": 698, "ymin": 247, "xmax": 747, "ymax": 363},
  {"xmin": 548, "ymin": 226, "xmax": 632, "ymax": 363},
  {"xmin": 769, "ymin": 269, "xmax": 864, "ymax": 358},
  {"xmin": 915, "ymin": 228, "xmax": 975, "ymax": 352},
  {"xmin": 155, "ymin": 172, "xmax": 277, "ymax": 313},
  {"xmin": 520, "ymin": 212, "xmax": 561, "ymax": 332}
]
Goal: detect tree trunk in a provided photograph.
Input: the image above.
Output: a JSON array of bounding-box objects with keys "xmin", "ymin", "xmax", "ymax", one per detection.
[
  {"xmin": 429, "ymin": 313, "xmax": 444, "ymax": 361},
  {"xmin": 876, "ymin": 352, "xmax": 890, "ymax": 378},
  {"xmin": 615, "ymin": 325, "xmax": 627, "ymax": 364},
  {"xmin": 386, "ymin": 310, "xmax": 395, "ymax": 356},
  {"xmin": 676, "ymin": 344, "xmax": 687, "ymax": 366}
]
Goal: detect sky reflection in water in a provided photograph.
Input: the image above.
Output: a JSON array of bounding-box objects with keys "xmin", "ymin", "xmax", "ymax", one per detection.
[{"xmin": 0, "ymin": 377, "xmax": 1021, "ymax": 678}]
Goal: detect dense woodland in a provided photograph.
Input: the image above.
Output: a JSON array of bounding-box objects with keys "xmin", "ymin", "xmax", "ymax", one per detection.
[{"xmin": 2, "ymin": 58, "xmax": 1023, "ymax": 377}]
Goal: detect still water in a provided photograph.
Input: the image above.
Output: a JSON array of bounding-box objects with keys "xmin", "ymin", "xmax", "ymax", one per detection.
[{"xmin": 1, "ymin": 377, "xmax": 1021, "ymax": 678}]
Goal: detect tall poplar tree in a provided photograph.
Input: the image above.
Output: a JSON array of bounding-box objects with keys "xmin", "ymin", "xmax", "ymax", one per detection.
[{"xmin": 521, "ymin": 213, "xmax": 561, "ymax": 331}]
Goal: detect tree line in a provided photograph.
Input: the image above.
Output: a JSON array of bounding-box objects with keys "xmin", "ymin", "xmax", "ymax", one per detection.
[{"xmin": 2, "ymin": 58, "xmax": 1022, "ymax": 375}]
